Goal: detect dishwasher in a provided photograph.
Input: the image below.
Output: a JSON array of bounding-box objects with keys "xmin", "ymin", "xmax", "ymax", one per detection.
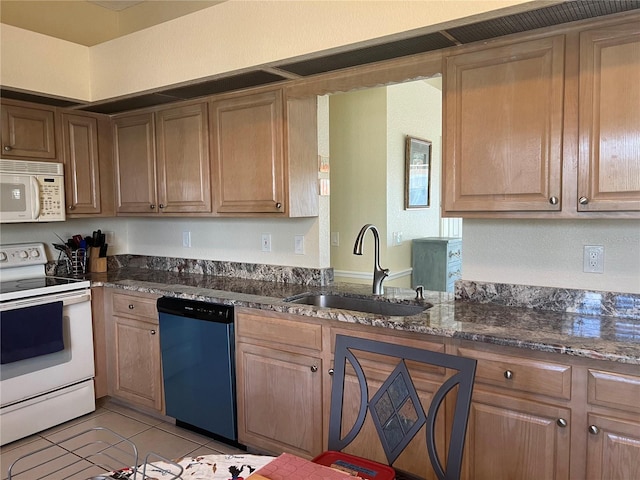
[{"xmin": 157, "ymin": 297, "xmax": 240, "ymax": 446}]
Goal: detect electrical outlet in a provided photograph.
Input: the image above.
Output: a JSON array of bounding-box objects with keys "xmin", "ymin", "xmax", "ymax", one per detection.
[
  {"xmin": 583, "ymin": 245, "xmax": 604, "ymax": 273},
  {"xmin": 261, "ymin": 233, "xmax": 272, "ymax": 252},
  {"xmin": 182, "ymin": 231, "xmax": 191, "ymax": 248},
  {"xmin": 294, "ymin": 235, "xmax": 304, "ymax": 254},
  {"xmin": 331, "ymin": 232, "xmax": 339, "ymax": 247},
  {"xmin": 392, "ymin": 232, "xmax": 403, "ymax": 246}
]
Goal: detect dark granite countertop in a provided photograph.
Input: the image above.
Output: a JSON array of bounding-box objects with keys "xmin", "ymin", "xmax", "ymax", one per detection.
[{"xmin": 88, "ymin": 268, "xmax": 640, "ymax": 365}]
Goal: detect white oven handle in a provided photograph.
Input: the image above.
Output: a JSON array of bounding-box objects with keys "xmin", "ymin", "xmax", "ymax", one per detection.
[
  {"xmin": 0, "ymin": 290, "xmax": 91, "ymax": 311},
  {"xmin": 31, "ymin": 176, "xmax": 41, "ymax": 220}
]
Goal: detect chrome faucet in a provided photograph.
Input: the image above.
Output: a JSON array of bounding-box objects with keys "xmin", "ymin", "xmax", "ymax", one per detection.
[{"xmin": 353, "ymin": 224, "xmax": 389, "ymax": 295}]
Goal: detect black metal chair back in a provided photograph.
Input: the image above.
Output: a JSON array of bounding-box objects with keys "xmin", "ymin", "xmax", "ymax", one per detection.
[{"xmin": 328, "ymin": 334, "xmax": 477, "ymax": 480}]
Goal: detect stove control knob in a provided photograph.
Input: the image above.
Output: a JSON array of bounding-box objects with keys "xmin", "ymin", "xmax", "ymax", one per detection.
[
  {"xmin": 0, "ymin": 252, "xmax": 7, "ymax": 262},
  {"xmin": 30, "ymin": 250, "xmax": 40, "ymax": 258},
  {"xmin": 19, "ymin": 250, "xmax": 28, "ymax": 258}
]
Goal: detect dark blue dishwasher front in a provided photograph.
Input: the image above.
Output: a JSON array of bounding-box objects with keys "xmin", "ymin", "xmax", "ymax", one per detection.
[{"xmin": 157, "ymin": 297, "xmax": 238, "ymax": 445}]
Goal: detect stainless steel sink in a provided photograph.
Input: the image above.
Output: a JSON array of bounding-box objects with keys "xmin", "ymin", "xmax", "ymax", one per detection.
[{"xmin": 286, "ymin": 294, "xmax": 431, "ymax": 316}]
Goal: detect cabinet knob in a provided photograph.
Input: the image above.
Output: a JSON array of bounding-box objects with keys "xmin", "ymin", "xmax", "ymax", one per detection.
[
  {"xmin": 310, "ymin": 365, "xmax": 318, "ymax": 373},
  {"xmin": 504, "ymin": 370, "xmax": 514, "ymax": 380},
  {"xmin": 328, "ymin": 368, "xmax": 334, "ymax": 376},
  {"xmin": 150, "ymin": 329, "xmax": 156, "ymax": 335},
  {"xmin": 579, "ymin": 196, "xmax": 589, "ymax": 205},
  {"xmin": 588, "ymin": 425, "xmax": 600, "ymax": 435},
  {"xmin": 275, "ymin": 202, "xmax": 282, "ymax": 209},
  {"xmin": 159, "ymin": 204, "xmax": 165, "ymax": 209},
  {"xmin": 549, "ymin": 196, "xmax": 559, "ymax": 205},
  {"xmin": 150, "ymin": 204, "xmax": 156, "ymax": 210},
  {"xmin": 556, "ymin": 418, "xmax": 568, "ymax": 428},
  {"xmin": 68, "ymin": 205, "xmax": 75, "ymax": 210},
  {"xmin": 3, "ymin": 145, "xmax": 11, "ymax": 151},
  {"xmin": 128, "ymin": 304, "xmax": 134, "ymax": 309}
]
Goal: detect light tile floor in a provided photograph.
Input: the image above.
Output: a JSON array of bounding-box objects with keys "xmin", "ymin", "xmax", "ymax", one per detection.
[{"xmin": 1, "ymin": 397, "xmax": 243, "ymax": 479}]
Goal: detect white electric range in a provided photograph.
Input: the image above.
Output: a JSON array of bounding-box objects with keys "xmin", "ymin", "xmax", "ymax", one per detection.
[{"xmin": 0, "ymin": 242, "xmax": 95, "ymax": 446}]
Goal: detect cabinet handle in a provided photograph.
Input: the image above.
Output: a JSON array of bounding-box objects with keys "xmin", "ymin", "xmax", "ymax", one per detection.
[
  {"xmin": 328, "ymin": 368, "xmax": 334, "ymax": 376},
  {"xmin": 579, "ymin": 196, "xmax": 589, "ymax": 205},
  {"xmin": 310, "ymin": 365, "xmax": 318, "ymax": 373},
  {"xmin": 556, "ymin": 418, "xmax": 568, "ymax": 428},
  {"xmin": 588, "ymin": 425, "xmax": 600, "ymax": 435},
  {"xmin": 504, "ymin": 370, "xmax": 514, "ymax": 380},
  {"xmin": 159, "ymin": 204, "xmax": 165, "ymax": 209},
  {"xmin": 150, "ymin": 204, "xmax": 156, "ymax": 210},
  {"xmin": 3, "ymin": 145, "xmax": 11, "ymax": 151},
  {"xmin": 128, "ymin": 304, "xmax": 134, "ymax": 309},
  {"xmin": 549, "ymin": 196, "xmax": 559, "ymax": 205},
  {"xmin": 150, "ymin": 329, "xmax": 156, "ymax": 335},
  {"xmin": 275, "ymin": 202, "xmax": 282, "ymax": 209}
]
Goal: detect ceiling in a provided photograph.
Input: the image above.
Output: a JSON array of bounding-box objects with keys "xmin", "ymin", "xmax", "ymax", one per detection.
[
  {"xmin": 0, "ymin": 0, "xmax": 224, "ymax": 46},
  {"xmin": 2, "ymin": 0, "xmax": 639, "ymax": 114}
]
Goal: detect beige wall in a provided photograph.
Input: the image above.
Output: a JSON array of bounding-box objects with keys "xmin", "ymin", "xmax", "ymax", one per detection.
[
  {"xmin": 329, "ymin": 80, "xmax": 443, "ymax": 288},
  {"xmin": 1, "ymin": 0, "xmax": 538, "ymax": 101},
  {"xmin": 330, "ymin": 87, "xmax": 388, "ymax": 280}
]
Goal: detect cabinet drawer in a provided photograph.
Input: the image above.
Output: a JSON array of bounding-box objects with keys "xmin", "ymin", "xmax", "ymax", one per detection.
[
  {"xmin": 237, "ymin": 311, "xmax": 322, "ymax": 351},
  {"xmin": 112, "ymin": 292, "xmax": 158, "ymax": 321},
  {"xmin": 588, "ymin": 369, "xmax": 640, "ymax": 413},
  {"xmin": 457, "ymin": 347, "xmax": 572, "ymax": 399}
]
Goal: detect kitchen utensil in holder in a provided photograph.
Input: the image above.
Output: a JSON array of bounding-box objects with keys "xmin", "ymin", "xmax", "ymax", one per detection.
[{"xmin": 66, "ymin": 248, "xmax": 87, "ymax": 277}]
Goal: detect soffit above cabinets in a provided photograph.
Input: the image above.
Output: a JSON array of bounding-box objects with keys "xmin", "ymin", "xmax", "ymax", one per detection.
[{"xmin": 2, "ymin": 0, "xmax": 639, "ymax": 114}]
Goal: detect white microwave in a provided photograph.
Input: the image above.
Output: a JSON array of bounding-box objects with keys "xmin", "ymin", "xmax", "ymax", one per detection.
[{"xmin": 0, "ymin": 159, "xmax": 66, "ymax": 223}]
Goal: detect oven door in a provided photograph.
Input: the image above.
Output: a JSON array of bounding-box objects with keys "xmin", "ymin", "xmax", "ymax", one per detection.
[
  {"xmin": 0, "ymin": 289, "xmax": 94, "ymax": 407},
  {"xmin": 0, "ymin": 173, "xmax": 38, "ymax": 223}
]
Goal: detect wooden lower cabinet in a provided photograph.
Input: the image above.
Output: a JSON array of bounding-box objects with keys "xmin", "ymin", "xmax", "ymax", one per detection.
[
  {"xmin": 464, "ymin": 390, "xmax": 571, "ymax": 480},
  {"xmin": 235, "ymin": 308, "xmax": 324, "ymax": 458},
  {"xmin": 104, "ymin": 289, "xmax": 163, "ymax": 412},
  {"xmin": 234, "ymin": 308, "xmax": 639, "ymax": 479},
  {"xmin": 585, "ymin": 369, "xmax": 640, "ymax": 479}
]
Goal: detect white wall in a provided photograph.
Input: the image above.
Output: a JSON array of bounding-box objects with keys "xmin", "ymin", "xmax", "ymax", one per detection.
[
  {"xmin": 463, "ymin": 219, "xmax": 640, "ymax": 294},
  {"xmin": 0, "ymin": 216, "xmax": 323, "ymax": 268},
  {"xmin": 386, "ymin": 80, "xmax": 443, "ymax": 275}
]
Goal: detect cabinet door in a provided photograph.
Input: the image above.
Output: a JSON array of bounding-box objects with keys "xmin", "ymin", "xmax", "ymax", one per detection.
[
  {"xmin": 463, "ymin": 390, "xmax": 570, "ymax": 480},
  {"xmin": 155, "ymin": 103, "xmax": 211, "ymax": 213},
  {"xmin": 113, "ymin": 113, "xmax": 157, "ymax": 214},
  {"xmin": 237, "ymin": 342, "xmax": 323, "ymax": 458},
  {"xmin": 586, "ymin": 413, "xmax": 640, "ymax": 480},
  {"xmin": 211, "ymin": 90, "xmax": 285, "ymax": 214},
  {"xmin": 444, "ymin": 36, "xmax": 565, "ymax": 213},
  {"xmin": 1, "ymin": 103, "xmax": 57, "ymax": 160},
  {"xmin": 61, "ymin": 113, "xmax": 101, "ymax": 214},
  {"xmin": 578, "ymin": 22, "xmax": 640, "ymax": 211},
  {"xmin": 109, "ymin": 315, "xmax": 163, "ymax": 411}
]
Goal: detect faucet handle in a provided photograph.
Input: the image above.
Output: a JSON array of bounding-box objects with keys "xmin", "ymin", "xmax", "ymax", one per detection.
[{"xmin": 415, "ymin": 285, "xmax": 424, "ymax": 300}]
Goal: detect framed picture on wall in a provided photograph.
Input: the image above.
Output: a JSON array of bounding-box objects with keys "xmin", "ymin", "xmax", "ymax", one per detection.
[{"xmin": 405, "ymin": 136, "xmax": 432, "ymax": 209}]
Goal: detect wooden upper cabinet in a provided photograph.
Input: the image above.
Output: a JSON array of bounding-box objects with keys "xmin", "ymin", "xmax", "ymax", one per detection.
[
  {"xmin": 578, "ymin": 21, "xmax": 640, "ymax": 212},
  {"xmin": 1, "ymin": 102, "xmax": 57, "ymax": 160},
  {"xmin": 211, "ymin": 89, "xmax": 285, "ymax": 214},
  {"xmin": 61, "ymin": 112, "xmax": 102, "ymax": 214},
  {"xmin": 443, "ymin": 35, "xmax": 565, "ymax": 214},
  {"xmin": 113, "ymin": 112, "xmax": 157, "ymax": 214},
  {"xmin": 210, "ymin": 88, "xmax": 318, "ymax": 217},
  {"xmin": 113, "ymin": 103, "xmax": 211, "ymax": 216},
  {"xmin": 155, "ymin": 103, "xmax": 211, "ymax": 213}
]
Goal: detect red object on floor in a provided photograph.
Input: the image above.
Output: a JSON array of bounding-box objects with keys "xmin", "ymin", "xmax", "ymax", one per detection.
[{"xmin": 312, "ymin": 451, "xmax": 396, "ymax": 480}]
